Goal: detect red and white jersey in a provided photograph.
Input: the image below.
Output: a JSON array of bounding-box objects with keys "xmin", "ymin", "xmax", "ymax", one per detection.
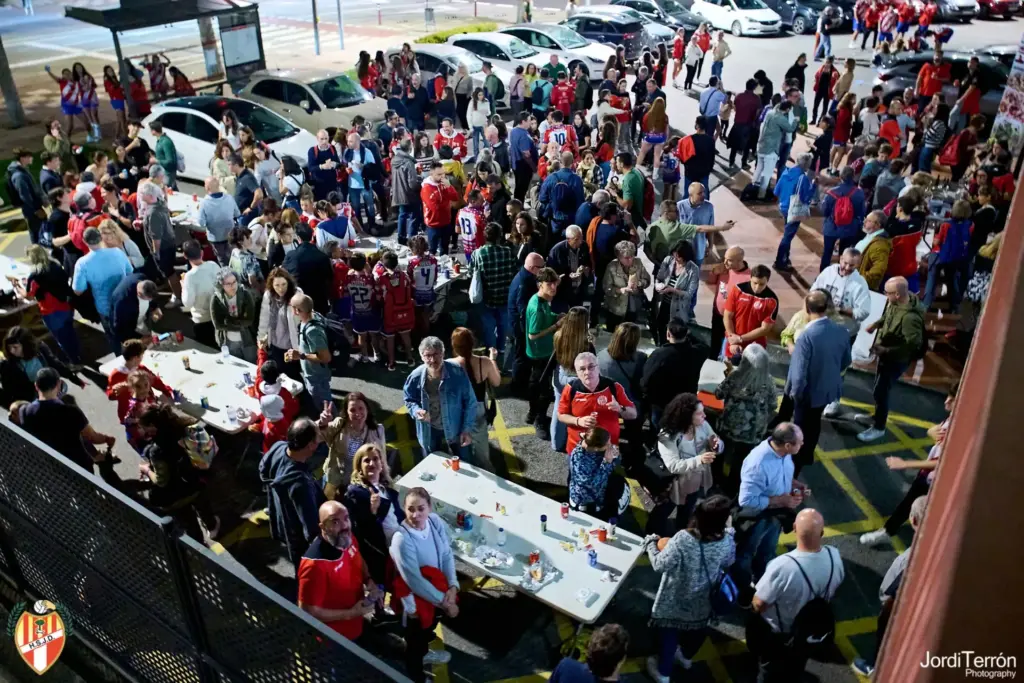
[
  {"xmin": 456, "ymin": 206, "xmax": 486, "ymax": 256},
  {"xmin": 407, "ymin": 254, "xmax": 439, "ymax": 306},
  {"xmin": 59, "ymin": 78, "xmax": 80, "ymax": 106},
  {"xmin": 372, "ymin": 260, "xmax": 388, "ymax": 281},
  {"xmin": 80, "ymin": 74, "xmax": 98, "ymax": 106},
  {"xmin": 377, "ymin": 269, "xmax": 415, "ymax": 334},
  {"xmin": 543, "ymin": 124, "xmax": 579, "ymax": 157},
  {"xmin": 146, "ymin": 61, "xmax": 168, "ymax": 93},
  {"xmin": 345, "ymin": 271, "xmax": 378, "ymax": 314},
  {"xmin": 433, "ymin": 129, "xmax": 467, "ymax": 160},
  {"xmin": 300, "ymin": 212, "xmax": 321, "ymax": 230}
]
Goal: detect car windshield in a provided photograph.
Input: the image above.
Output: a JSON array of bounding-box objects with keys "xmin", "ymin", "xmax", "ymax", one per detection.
[
  {"xmin": 308, "ymin": 74, "xmax": 370, "ymax": 108},
  {"xmin": 507, "ymin": 37, "xmax": 540, "ymax": 58},
  {"xmin": 446, "ymin": 53, "xmax": 484, "ymax": 73},
  {"xmin": 543, "ymin": 24, "xmax": 589, "ymax": 48},
  {"xmin": 662, "ymin": 0, "xmax": 687, "ymax": 12},
  {"xmin": 733, "ymin": 0, "xmax": 768, "ymax": 8},
  {"xmin": 199, "ymin": 99, "xmax": 299, "ymax": 144}
]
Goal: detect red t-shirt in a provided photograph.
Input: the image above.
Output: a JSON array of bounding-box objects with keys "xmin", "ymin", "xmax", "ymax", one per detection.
[
  {"xmin": 672, "ymin": 36, "xmax": 684, "ymax": 59},
  {"xmin": 712, "ymin": 264, "xmax": 751, "ymax": 315},
  {"xmin": 724, "ymin": 281, "xmax": 779, "ymax": 348},
  {"xmin": 992, "ymin": 172, "xmax": 1016, "ymax": 199},
  {"xmin": 297, "ymin": 536, "xmax": 367, "ymax": 640},
  {"xmin": 558, "ymin": 377, "xmax": 635, "ymax": 454},
  {"xmin": 917, "ymin": 62, "xmax": 950, "ymax": 98}
]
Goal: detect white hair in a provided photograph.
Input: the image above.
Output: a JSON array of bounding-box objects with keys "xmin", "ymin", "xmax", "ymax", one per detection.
[
  {"xmin": 574, "ymin": 351, "xmax": 598, "ymax": 368},
  {"xmin": 565, "ymin": 225, "xmax": 582, "ymax": 239},
  {"xmin": 909, "ymin": 495, "xmax": 928, "ymax": 525}
]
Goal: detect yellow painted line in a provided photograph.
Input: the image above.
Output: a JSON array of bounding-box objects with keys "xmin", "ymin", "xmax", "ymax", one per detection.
[
  {"xmin": 778, "ymin": 519, "xmax": 877, "ymax": 546},
  {"xmin": 835, "ymin": 634, "xmax": 866, "ymax": 680},
  {"xmin": 625, "ymin": 477, "xmax": 648, "ymax": 530},
  {"xmin": 837, "ymin": 616, "xmax": 879, "ymax": 637},
  {"xmin": 431, "ymin": 620, "xmax": 450, "ymax": 683},
  {"xmin": 491, "ymin": 425, "xmax": 535, "ymax": 439},
  {"xmin": 816, "ymin": 449, "xmax": 885, "ymax": 528},
  {"xmin": 887, "ymin": 422, "xmax": 931, "ymax": 461},
  {"xmin": 0, "ymin": 232, "xmax": 18, "ymax": 254},
  {"xmin": 819, "ymin": 438, "xmax": 934, "ymax": 461},
  {"xmin": 491, "ymin": 403, "xmax": 523, "ymax": 480},
  {"xmin": 837, "ymin": 398, "xmax": 937, "ymax": 430}
]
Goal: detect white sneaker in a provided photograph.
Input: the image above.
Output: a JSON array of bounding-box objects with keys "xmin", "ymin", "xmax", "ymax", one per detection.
[
  {"xmin": 165, "ymin": 296, "xmax": 182, "ymax": 309},
  {"xmin": 823, "ymin": 400, "xmax": 843, "ymax": 418},
  {"xmin": 859, "ymin": 528, "xmax": 891, "ymax": 547},
  {"xmin": 205, "ymin": 515, "xmax": 221, "ymax": 541},
  {"xmin": 422, "ymin": 649, "xmax": 452, "ymax": 666},
  {"xmin": 675, "ymin": 647, "xmax": 693, "ymax": 670},
  {"xmin": 646, "ymin": 656, "xmax": 670, "ymax": 683},
  {"xmin": 853, "ymin": 413, "xmax": 875, "ymax": 426},
  {"xmin": 857, "ymin": 426, "xmax": 886, "ymax": 442},
  {"xmin": 848, "ymin": 40, "xmax": 857, "ymax": 48}
]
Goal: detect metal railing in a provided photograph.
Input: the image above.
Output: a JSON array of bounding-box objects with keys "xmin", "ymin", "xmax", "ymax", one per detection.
[{"xmin": 0, "ymin": 421, "xmax": 410, "ymax": 683}]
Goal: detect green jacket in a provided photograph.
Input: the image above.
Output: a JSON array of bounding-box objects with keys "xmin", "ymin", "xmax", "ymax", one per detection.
[
  {"xmin": 484, "ymin": 73, "xmax": 502, "ymax": 116},
  {"xmin": 154, "ymin": 134, "xmax": 178, "ymax": 174},
  {"xmin": 876, "ymin": 292, "xmax": 924, "ymax": 363}
]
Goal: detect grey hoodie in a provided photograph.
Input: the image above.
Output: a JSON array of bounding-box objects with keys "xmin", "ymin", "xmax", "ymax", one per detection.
[
  {"xmin": 391, "ymin": 148, "xmax": 422, "ymax": 208},
  {"xmin": 758, "ymin": 107, "xmax": 797, "ymax": 156}
]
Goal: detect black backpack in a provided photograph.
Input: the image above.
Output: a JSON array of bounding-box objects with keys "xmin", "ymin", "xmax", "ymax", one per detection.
[
  {"xmin": 300, "ymin": 314, "xmax": 351, "ymax": 375},
  {"xmin": 531, "ymin": 83, "xmax": 546, "ymax": 108},
  {"xmin": 782, "ymin": 548, "xmax": 837, "ymax": 651}
]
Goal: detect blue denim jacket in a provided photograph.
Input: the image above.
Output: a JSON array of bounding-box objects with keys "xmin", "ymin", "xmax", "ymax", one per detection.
[{"xmin": 403, "ymin": 360, "xmax": 477, "ymax": 455}]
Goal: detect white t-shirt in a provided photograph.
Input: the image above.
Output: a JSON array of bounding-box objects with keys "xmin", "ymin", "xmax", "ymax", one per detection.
[
  {"xmin": 218, "ymin": 123, "xmax": 241, "ymax": 150},
  {"xmin": 756, "ymin": 546, "xmax": 845, "ymax": 634},
  {"xmin": 859, "ymin": 110, "xmax": 881, "ymax": 139}
]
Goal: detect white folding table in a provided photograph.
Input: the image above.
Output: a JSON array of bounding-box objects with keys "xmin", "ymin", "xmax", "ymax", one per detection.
[
  {"xmin": 0, "ymin": 255, "xmax": 37, "ymax": 317},
  {"xmin": 98, "ymin": 338, "xmax": 304, "ymax": 434},
  {"xmin": 398, "ymin": 454, "xmax": 645, "ymax": 628}
]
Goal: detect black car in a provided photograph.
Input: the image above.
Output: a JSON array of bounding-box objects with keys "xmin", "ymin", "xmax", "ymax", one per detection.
[
  {"xmin": 561, "ymin": 14, "xmax": 649, "ymax": 60},
  {"xmin": 760, "ymin": 0, "xmax": 844, "ymax": 33},
  {"xmin": 611, "ymin": 0, "xmax": 706, "ymax": 31}
]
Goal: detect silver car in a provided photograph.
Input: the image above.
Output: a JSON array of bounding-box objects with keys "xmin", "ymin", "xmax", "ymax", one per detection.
[
  {"xmin": 446, "ymin": 32, "xmax": 549, "ymax": 73},
  {"xmin": 875, "ymin": 51, "xmax": 1007, "ymax": 120},
  {"xmin": 499, "ymin": 23, "xmax": 615, "ymax": 79}
]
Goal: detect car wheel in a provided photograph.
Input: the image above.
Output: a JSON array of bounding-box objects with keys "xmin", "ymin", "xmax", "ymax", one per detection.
[
  {"xmin": 731, "ymin": 20, "xmax": 744, "ymax": 36},
  {"xmin": 978, "ymin": 3, "xmax": 989, "ymax": 17},
  {"xmin": 792, "ymin": 15, "xmax": 808, "ymax": 33}
]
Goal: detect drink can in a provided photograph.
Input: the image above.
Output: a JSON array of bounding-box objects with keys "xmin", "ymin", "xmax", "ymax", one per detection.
[
  {"xmin": 463, "ymin": 513, "xmax": 473, "ymax": 531},
  {"xmin": 540, "ymin": 514, "xmax": 547, "ymax": 533},
  {"xmin": 596, "ymin": 526, "xmax": 608, "ymax": 543},
  {"xmin": 242, "ymin": 372, "xmax": 253, "ymax": 386},
  {"xmin": 182, "ymin": 355, "xmax": 191, "ymax": 370},
  {"xmin": 529, "ymin": 549, "xmax": 540, "ymax": 565},
  {"xmin": 457, "ymin": 510, "xmax": 466, "ymax": 528},
  {"xmin": 199, "ymin": 395, "xmax": 209, "ymax": 409},
  {"xmin": 175, "ymin": 330, "xmax": 184, "ymax": 343},
  {"xmin": 560, "ymin": 503, "xmax": 569, "ymax": 519},
  {"xmin": 453, "ymin": 261, "xmax": 461, "ymax": 274},
  {"xmin": 587, "ymin": 549, "xmax": 598, "ymax": 568}
]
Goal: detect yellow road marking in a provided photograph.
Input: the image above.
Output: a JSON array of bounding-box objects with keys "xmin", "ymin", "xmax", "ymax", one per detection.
[
  {"xmin": 491, "ymin": 403, "xmax": 523, "ymax": 480},
  {"xmin": 887, "ymin": 422, "xmax": 931, "ymax": 460},
  {"xmin": 431, "ymin": 620, "xmax": 450, "ymax": 683},
  {"xmin": 837, "ymin": 398, "xmax": 937, "ymax": 430},
  {"xmin": 0, "ymin": 232, "xmax": 19, "ymax": 254},
  {"xmin": 816, "ymin": 449, "xmax": 885, "ymax": 528},
  {"xmin": 819, "ymin": 438, "xmax": 934, "ymax": 461}
]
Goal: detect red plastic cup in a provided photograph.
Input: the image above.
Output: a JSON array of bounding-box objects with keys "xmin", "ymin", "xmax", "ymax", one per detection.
[
  {"xmin": 175, "ymin": 330, "xmax": 184, "ymax": 343},
  {"xmin": 595, "ymin": 527, "xmax": 608, "ymax": 543},
  {"xmin": 450, "ymin": 456, "xmax": 460, "ymax": 472}
]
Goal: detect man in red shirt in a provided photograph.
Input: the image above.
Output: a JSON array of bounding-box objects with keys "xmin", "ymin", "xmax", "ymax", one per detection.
[
  {"xmin": 723, "ymin": 264, "xmax": 779, "ymax": 360},
  {"xmin": 298, "ymin": 500, "xmax": 380, "ymax": 641},
  {"xmin": 432, "ymin": 118, "xmax": 467, "ymax": 161},
  {"xmin": 420, "ymin": 161, "xmax": 461, "ymax": 255},
  {"xmin": 915, "ymin": 50, "xmax": 950, "ymax": 111},
  {"xmin": 707, "ymin": 245, "xmax": 751, "ymax": 360},
  {"xmin": 550, "ymin": 72, "xmax": 575, "ymax": 119},
  {"xmin": 557, "ymin": 352, "xmax": 637, "ymax": 454}
]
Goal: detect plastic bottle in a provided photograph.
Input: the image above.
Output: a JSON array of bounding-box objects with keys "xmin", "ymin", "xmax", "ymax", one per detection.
[{"xmin": 497, "ymin": 527, "xmax": 506, "ymax": 546}]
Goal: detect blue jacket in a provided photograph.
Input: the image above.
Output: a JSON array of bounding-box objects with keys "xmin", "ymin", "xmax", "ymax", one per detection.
[
  {"xmin": 821, "ymin": 180, "xmax": 866, "ymax": 239},
  {"xmin": 508, "ymin": 266, "xmax": 538, "ymax": 326},
  {"xmin": 403, "ymin": 85, "xmax": 430, "ymax": 127},
  {"xmin": 574, "ymin": 201, "xmax": 599, "ymax": 230},
  {"xmin": 403, "ymin": 360, "xmax": 477, "ymax": 454},
  {"xmin": 775, "ymin": 166, "xmax": 814, "ymax": 217},
  {"xmin": 784, "ymin": 317, "xmax": 852, "ymax": 407},
  {"xmin": 538, "ymin": 169, "xmax": 585, "ymax": 222},
  {"xmin": 110, "ymin": 272, "xmax": 160, "ymax": 345}
]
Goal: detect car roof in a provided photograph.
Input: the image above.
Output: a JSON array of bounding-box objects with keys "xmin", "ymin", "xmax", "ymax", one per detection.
[
  {"xmin": 584, "ymin": 4, "xmax": 637, "ymax": 12},
  {"xmin": 976, "ymin": 44, "xmax": 1015, "ymax": 56},
  {"xmin": 501, "ymin": 23, "xmax": 574, "ymax": 32},
  {"xmin": 887, "ymin": 50, "xmax": 1007, "ymax": 67},
  {"xmin": 448, "ymin": 32, "xmax": 527, "ymax": 47},
  {"xmin": 388, "ymin": 43, "xmax": 468, "ymax": 57},
  {"xmin": 247, "ymin": 68, "xmax": 352, "ymax": 85},
  {"xmin": 152, "ymin": 95, "xmax": 260, "ymax": 118},
  {"xmin": 570, "ymin": 10, "xmax": 641, "ymax": 21}
]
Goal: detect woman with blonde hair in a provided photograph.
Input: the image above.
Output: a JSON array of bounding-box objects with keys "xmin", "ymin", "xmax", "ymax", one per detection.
[
  {"xmin": 640, "ymin": 97, "xmax": 670, "ymax": 177},
  {"xmin": 449, "ymin": 327, "xmax": 500, "ymax": 470},
  {"xmin": 98, "ymin": 218, "xmax": 145, "ymax": 268},
  {"xmin": 550, "ymin": 306, "xmax": 595, "ymax": 451},
  {"xmin": 210, "ymin": 140, "xmax": 236, "ymax": 195},
  {"xmin": 343, "ymin": 443, "xmax": 404, "ymax": 587}
]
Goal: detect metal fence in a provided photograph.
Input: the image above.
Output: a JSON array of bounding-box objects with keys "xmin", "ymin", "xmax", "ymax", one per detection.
[{"xmin": 0, "ymin": 421, "xmax": 409, "ymax": 683}]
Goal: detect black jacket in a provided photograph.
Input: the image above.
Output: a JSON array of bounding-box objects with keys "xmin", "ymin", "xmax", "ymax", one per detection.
[
  {"xmin": 343, "ymin": 483, "xmax": 405, "ymax": 584},
  {"xmin": 488, "ymin": 187, "xmax": 512, "ymax": 233},
  {"xmin": 640, "ymin": 334, "xmax": 710, "ymax": 408},
  {"xmin": 39, "ymin": 168, "xmax": 62, "ymax": 195},
  {"xmin": 282, "ymin": 242, "xmax": 334, "ymax": 314},
  {"xmin": 0, "ymin": 342, "xmax": 79, "ymax": 404},
  {"xmin": 547, "ymin": 239, "xmax": 593, "ymax": 302},
  {"xmin": 110, "ymin": 272, "xmax": 161, "ymax": 345}
]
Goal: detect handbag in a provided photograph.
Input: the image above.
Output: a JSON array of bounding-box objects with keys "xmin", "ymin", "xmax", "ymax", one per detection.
[
  {"xmin": 699, "ymin": 539, "xmax": 739, "ymax": 619},
  {"xmin": 636, "ymin": 444, "xmax": 675, "ymax": 497},
  {"xmin": 469, "ymin": 267, "xmax": 484, "ymax": 304}
]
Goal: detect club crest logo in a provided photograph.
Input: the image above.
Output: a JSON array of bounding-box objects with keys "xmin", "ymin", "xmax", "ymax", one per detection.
[{"xmin": 7, "ymin": 600, "xmax": 71, "ymax": 675}]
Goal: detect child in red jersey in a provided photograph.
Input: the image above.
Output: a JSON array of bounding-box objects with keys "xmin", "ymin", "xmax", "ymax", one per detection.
[
  {"xmin": 456, "ymin": 190, "xmax": 487, "ymax": 259},
  {"xmin": 346, "ymin": 252, "xmax": 382, "ymax": 363},
  {"xmin": 376, "ymin": 251, "xmax": 416, "ymax": 370},
  {"xmin": 543, "ymin": 110, "xmax": 579, "ymax": 158}
]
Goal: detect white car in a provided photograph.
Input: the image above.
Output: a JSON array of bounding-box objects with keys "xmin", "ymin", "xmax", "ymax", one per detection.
[
  {"xmin": 385, "ymin": 44, "xmax": 515, "ymax": 108},
  {"xmin": 238, "ymin": 69, "xmax": 388, "ymax": 139},
  {"xmin": 446, "ymin": 32, "xmax": 549, "ymax": 74},
  {"xmin": 690, "ymin": 0, "xmax": 782, "ymax": 36},
  {"xmin": 499, "ymin": 24, "xmax": 613, "ymax": 81},
  {"xmin": 138, "ymin": 96, "xmax": 317, "ymax": 182}
]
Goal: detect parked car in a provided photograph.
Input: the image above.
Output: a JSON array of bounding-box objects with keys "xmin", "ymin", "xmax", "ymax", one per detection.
[
  {"xmin": 976, "ymin": 0, "xmax": 1018, "ymax": 18},
  {"xmin": 689, "ymin": 0, "xmax": 783, "ymax": 35},
  {"xmin": 576, "ymin": 5, "xmax": 677, "ymax": 48},
  {"xmin": 499, "ymin": 24, "xmax": 615, "ymax": 79},
  {"xmin": 760, "ymin": 0, "xmax": 841, "ymax": 33},
  {"xmin": 611, "ymin": 0, "xmax": 706, "ymax": 30},
  {"xmin": 446, "ymin": 32, "xmax": 549, "ymax": 73},
  {"xmin": 384, "ymin": 44, "xmax": 515, "ymax": 108},
  {"xmin": 238, "ymin": 69, "xmax": 387, "ymax": 139},
  {"xmin": 971, "ymin": 44, "xmax": 1017, "ymax": 69},
  {"xmin": 875, "ymin": 51, "xmax": 1007, "ymax": 120},
  {"xmin": 138, "ymin": 96, "xmax": 316, "ymax": 182},
  {"xmin": 934, "ymin": 0, "xmax": 979, "ymax": 21},
  {"xmin": 560, "ymin": 13, "xmax": 649, "ymax": 60}
]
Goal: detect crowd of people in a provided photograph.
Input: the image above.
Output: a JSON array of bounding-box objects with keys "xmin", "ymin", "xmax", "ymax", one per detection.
[{"xmin": 1, "ymin": 9, "xmax": 1011, "ymax": 682}]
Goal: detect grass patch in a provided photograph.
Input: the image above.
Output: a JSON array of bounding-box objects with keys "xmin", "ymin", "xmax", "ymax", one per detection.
[{"xmin": 415, "ymin": 22, "xmax": 499, "ymax": 44}]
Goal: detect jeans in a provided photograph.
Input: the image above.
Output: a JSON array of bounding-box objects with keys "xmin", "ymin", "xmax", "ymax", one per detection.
[
  {"xmin": 820, "ymin": 233, "xmax": 861, "ymax": 272},
  {"xmin": 349, "ymin": 184, "xmax": 376, "ymax": 231},
  {"xmin": 426, "ymin": 225, "xmax": 452, "ymax": 256},
  {"xmin": 24, "ymin": 210, "xmax": 43, "ymax": 245},
  {"xmin": 646, "ymin": 489, "xmax": 703, "ymax": 537},
  {"xmin": 815, "ymin": 32, "xmax": 832, "ymax": 59},
  {"xmin": 812, "ymin": 92, "xmax": 831, "ymax": 124},
  {"xmin": 775, "ymin": 220, "xmax": 801, "ymax": 266},
  {"xmin": 42, "ymin": 309, "xmax": 82, "ymax": 364},
  {"xmin": 731, "ymin": 516, "xmax": 782, "ymax": 589},
  {"xmin": 657, "ymin": 628, "xmax": 708, "ymax": 676},
  {"xmin": 776, "ymin": 394, "xmax": 825, "ymax": 479},
  {"xmin": 471, "ymin": 126, "xmax": 488, "ymax": 157},
  {"xmin": 775, "ymin": 142, "xmax": 792, "ymax": 178},
  {"xmin": 710, "ymin": 306, "xmax": 725, "ymax": 361},
  {"xmin": 210, "ymin": 240, "xmax": 232, "ymax": 267},
  {"xmin": 683, "ymin": 174, "xmax": 710, "ymax": 196},
  {"xmin": 422, "ymin": 424, "xmax": 470, "ymax": 462},
  {"xmin": 510, "ymin": 321, "xmax": 530, "ymax": 394},
  {"xmin": 513, "ymin": 163, "xmax": 534, "ymax": 202},
  {"xmin": 918, "ymin": 145, "xmax": 938, "ymax": 173},
  {"xmin": 872, "ymin": 357, "xmax": 909, "ymax": 430},
  {"xmin": 397, "ymin": 204, "xmax": 420, "ymax": 244},
  {"xmin": 304, "ymin": 371, "xmax": 334, "ymax": 410},
  {"xmin": 100, "ymin": 314, "xmax": 120, "ymax": 355},
  {"xmin": 922, "ymin": 256, "xmax": 968, "ymax": 310},
  {"xmin": 753, "ymin": 153, "xmax": 779, "ymax": 198},
  {"xmin": 711, "ymin": 60, "xmax": 724, "ymax": 79},
  {"xmin": 477, "ymin": 305, "xmax": 507, "ymax": 352},
  {"xmin": 747, "ymin": 612, "xmax": 810, "ymax": 683}
]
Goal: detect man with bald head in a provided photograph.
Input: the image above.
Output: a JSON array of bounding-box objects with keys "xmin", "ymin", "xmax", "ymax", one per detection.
[
  {"xmin": 508, "ymin": 252, "xmax": 546, "ymax": 395},
  {"xmin": 749, "ymin": 508, "xmax": 844, "ymax": 682},
  {"xmin": 708, "ymin": 245, "xmax": 750, "ymax": 360},
  {"xmin": 856, "ymin": 275, "xmax": 925, "ymax": 442},
  {"xmin": 298, "ymin": 501, "xmax": 381, "ymax": 641},
  {"xmin": 198, "ymin": 175, "xmax": 240, "ymax": 266},
  {"xmin": 538, "ymin": 149, "xmax": 585, "ymax": 236},
  {"xmin": 307, "ymin": 128, "xmax": 341, "ymax": 200}
]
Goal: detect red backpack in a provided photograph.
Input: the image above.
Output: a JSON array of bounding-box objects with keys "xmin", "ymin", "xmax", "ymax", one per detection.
[
  {"xmin": 938, "ymin": 130, "xmax": 966, "ymax": 167},
  {"xmin": 828, "ymin": 187, "xmax": 856, "ymax": 227}
]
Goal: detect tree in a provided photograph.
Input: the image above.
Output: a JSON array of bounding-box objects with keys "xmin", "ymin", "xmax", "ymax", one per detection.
[{"xmin": 0, "ymin": 35, "xmax": 26, "ymax": 128}]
